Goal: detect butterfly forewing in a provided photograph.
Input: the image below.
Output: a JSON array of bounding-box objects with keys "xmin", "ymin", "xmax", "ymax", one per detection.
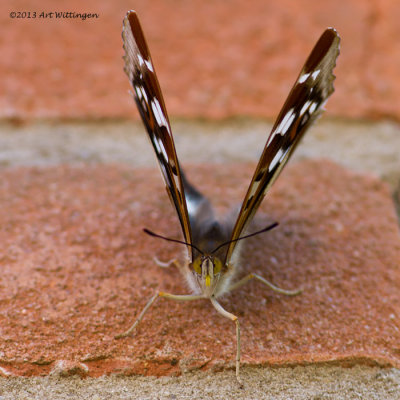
[
  {"xmin": 122, "ymin": 11, "xmax": 193, "ymax": 259},
  {"xmin": 224, "ymin": 28, "xmax": 340, "ymax": 264}
]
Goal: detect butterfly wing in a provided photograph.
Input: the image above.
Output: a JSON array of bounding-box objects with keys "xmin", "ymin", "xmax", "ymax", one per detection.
[
  {"xmin": 122, "ymin": 10, "xmax": 193, "ymax": 259},
  {"xmin": 224, "ymin": 28, "xmax": 340, "ymax": 265}
]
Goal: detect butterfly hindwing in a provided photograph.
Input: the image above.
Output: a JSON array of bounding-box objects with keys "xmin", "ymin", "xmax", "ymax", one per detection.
[
  {"xmin": 224, "ymin": 28, "xmax": 340, "ymax": 265},
  {"xmin": 122, "ymin": 11, "xmax": 194, "ymax": 259}
]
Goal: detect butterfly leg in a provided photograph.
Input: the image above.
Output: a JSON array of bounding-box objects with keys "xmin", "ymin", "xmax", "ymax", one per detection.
[
  {"xmin": 115, "ymin": 291, "xmax": 203, "ymax": 339},
  {"xmin": 210, "ymin": 297, "xmax": 243, "ymax": 388},
  {"xmin": 153, "ymin": 256, "xmax": 178, "ymax": 268},
  {"xmin": 229, "ymin": 273, "xmax": 302, "ymax": 296}
]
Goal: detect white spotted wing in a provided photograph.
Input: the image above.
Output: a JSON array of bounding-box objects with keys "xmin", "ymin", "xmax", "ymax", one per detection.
[
  {"xmin": 224, "ymin": 29, "xmax": 340, "ymax": 264},
  {"xmin": 122, "ymin": 11, "xmax": 194, "ymax": 260}
]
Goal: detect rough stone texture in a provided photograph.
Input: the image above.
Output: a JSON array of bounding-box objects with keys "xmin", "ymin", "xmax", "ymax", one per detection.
[
  {"xmin": 1, "ymin": 0, "xmax": 400, "ymax": 120},
  {"xmin": 0, "ymin": 160, "xmax": 399, "ymax": 377},
  {"xmin": 1, "ymin": 366, "xmax": 400, "ymax": 400},
  {"xmin": 1, "ymin": 119, "xmax": 399, "ymax": 189}
]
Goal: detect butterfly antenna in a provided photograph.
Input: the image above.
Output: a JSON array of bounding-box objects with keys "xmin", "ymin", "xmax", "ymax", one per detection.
[
  {"xmin": 143, "ymin": 228, "xmax": 204, "ymax": 255},
  {"xmin": 211, "ymin": 222, "xmax": 279, "ymax": 254}
]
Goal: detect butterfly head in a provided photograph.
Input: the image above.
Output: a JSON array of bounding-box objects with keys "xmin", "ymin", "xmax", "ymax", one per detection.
[{"xmin": 191, "ymin": 254, "xmax": 223, "ymax": 293}]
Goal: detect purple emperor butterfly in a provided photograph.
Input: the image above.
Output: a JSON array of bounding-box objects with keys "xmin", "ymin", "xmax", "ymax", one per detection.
[{"xmin": 117, "ymin": 10, "xmax": 340, "ymax": 386}]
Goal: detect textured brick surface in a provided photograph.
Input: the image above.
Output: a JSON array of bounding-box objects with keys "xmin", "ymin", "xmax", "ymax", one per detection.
[
  {"xmin": 0, "ymin": 160, "xmax": 399, "ymax": 377},
  {"xmin": 1, "ymin": 0, "xmax": 400, "ymax": 120}
]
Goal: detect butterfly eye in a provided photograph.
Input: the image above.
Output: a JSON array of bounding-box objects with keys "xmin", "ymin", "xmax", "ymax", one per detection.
[
  {"xmin": 192, "ymin": 257, "xmax": 202, "ymax": 274},
  {"xmin": 213, "ymin": 258, "xmax": 222, "ymax": 275}
]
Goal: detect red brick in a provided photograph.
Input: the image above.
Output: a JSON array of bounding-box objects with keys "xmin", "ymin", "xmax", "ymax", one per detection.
[
  {"xmin": 0, "ymin": 160, "xmax": 399, "ymax": 376},
  {"xmin": 1, "ymin": 0, "xmax": 399, "ymax": 120}
]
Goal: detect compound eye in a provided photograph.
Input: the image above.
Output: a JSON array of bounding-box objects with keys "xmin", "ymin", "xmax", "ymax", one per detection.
[
  {"xmin": 192, "ymin": 257, "xmax": 202, "ymax": 274},
  {"xmin": 214, "ymin": 258, "xmax": 222, "ymax": 274}
]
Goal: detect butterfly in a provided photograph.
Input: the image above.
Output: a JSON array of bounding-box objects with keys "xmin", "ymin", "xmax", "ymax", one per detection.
[{"xmin": 117, "ymin": 9, "xmax": 340, "ymax": 386}]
